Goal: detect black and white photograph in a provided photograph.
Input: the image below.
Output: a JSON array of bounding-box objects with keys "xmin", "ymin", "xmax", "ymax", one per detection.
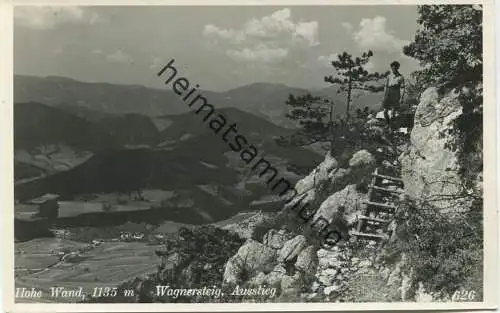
[{"xmin": 3, "ymin": 1, "xmax": 497, "ymax": 311}]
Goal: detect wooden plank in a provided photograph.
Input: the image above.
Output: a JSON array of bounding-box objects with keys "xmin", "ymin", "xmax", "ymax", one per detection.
[
  {"xmin": 372, "ymin": 173, "xmax": 403, "ymax": 182},
  {"xmin": 363, "ymin": 200, "xmax": 397, "ymax": 210},
  {"xmin": 357, "ymin": 168, "xmax": 378, "ymax": 233},
  {"xmin": 350, "ymin": 231, "xmax": 387, "ymax": 240},
  {"xmin": 358, "ymin": 215, "xmax": 391, "ymax": 224},
  {"xmin": 370, "ymin": 185, "xmax": 404, "ymax": 194}
]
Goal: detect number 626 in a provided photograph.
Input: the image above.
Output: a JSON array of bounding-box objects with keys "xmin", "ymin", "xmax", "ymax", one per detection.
[{"xmin": 452, "ymin": 290, "xmax": 476, "ymax": 301}]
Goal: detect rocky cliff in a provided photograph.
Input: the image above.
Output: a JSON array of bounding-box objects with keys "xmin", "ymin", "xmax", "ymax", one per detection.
[
  {"xmin": 219, "ymin": 85, "xmax": 482, "ymax": 302},
  {"xmin": 400, "ymin": 87, "xmax": 482, "ymax": 214},
  {"xmin": 220, "ymin": 141, "xmax": 409, "ymax": 302},
  {"xmin": 105, "ymin": 88, "xmax": 481, "ymax": 303}
]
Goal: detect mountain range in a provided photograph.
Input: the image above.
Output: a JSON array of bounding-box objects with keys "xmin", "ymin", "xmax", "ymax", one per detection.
[
  {"xmin": 14, "ymin": 74, "xmax": 383, "ymax": 225},
  {"xmin": 14, "ymin": 75, "xmax": 385, "ymax": 128}
]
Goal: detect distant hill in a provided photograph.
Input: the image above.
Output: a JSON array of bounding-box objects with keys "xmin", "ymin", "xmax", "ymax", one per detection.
[
  {"xmin": 14, "ymin": 101, "xmax": 323, "ymax": 224},
  {"xmin": 158, "ymin": 107, "xmax": 290, "ymax": 141},
  {"xmin": 14, "ymin": 75, "xmax": 385, "ymax": 128},
  {"xmin": 14, "ymin": 102, "xmax": 115, "ymax": 152},
  {"xmin": 14, "ymin": 102, "xmax": 163, "ymax": 182},
  {"xmin": 13, "ymin": 76, "xmax": 368, "ymax": 225},
  {"xmin": 15, "ymin": 102, "xmax": 161, "ymax": 151},
  {"xmin": 15, "ymin": 104, "xmax": 323, "ymax": 197},
  {"xmin": 14, "ymin": 75, "xmax": 184, "ymax": 116},
  {"xmin": 14, "ymin": 148, "xmax": 238, "ymax": 200}
]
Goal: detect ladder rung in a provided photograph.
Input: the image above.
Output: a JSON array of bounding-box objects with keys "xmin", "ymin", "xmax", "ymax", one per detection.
[
  {"xmin": 370, "ymin": 185, "xmax": 404, "ymax": 194},
  {"xmin": 358, "ymin": 215, "xmax": 391, "ymax": 224},
  {"xmin": 373, "ymin": 173, "xmax": 403, "ymax": 182},
  {"xmin": 364, "ymin": 201, "xmax": 397, "ymax": 210},
  {"xmin": 351, "ymin": 231, "xmax": 387, "ymax": 240}
]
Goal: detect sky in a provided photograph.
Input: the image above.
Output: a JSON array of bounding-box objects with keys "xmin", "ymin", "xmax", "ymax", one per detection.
[{"xmin": 14, "ymin": 5, "xmax": 421, "ymax": 92}]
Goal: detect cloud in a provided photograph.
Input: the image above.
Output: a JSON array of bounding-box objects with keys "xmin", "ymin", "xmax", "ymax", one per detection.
[
  {"xmin": 105, "ymin": 50, "xmax": 134, "ymax": 64},
  {"xmin": 203, "ymin": 8, "xmax": 319, "ymax": 63},
  {"xmin": 14, "ymin": 6, "xmax": 101, "ymax": 29},
  {"xmin": 353, "ymin": 16, "xmax": 408, "ymax": 53},
  {"xmin": 227, "ymin": 46, "xmax": 289, "ymax": 63},
  {"xmin": 317, "ymin": 53, "xmax": 338, "ymax": 67},
  {"xmin": 149, "ymin": 57, "xmax": 164, "ymax": 69},
  {"xmin": 91, "ymin": 49, "xmax": 103, "ymax": 55},
  {"xmin": 203, "ymin": 25, "xmax": 245, "ymax": 43},
  {"xmin": 341, "ymin": 22, "xmax": 353, "ymax": 32}
]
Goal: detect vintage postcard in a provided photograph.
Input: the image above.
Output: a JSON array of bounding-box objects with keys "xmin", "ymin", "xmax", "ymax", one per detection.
[{"xmin": 2, "ymin": 1, "xmax": 498, "ymax": 312}]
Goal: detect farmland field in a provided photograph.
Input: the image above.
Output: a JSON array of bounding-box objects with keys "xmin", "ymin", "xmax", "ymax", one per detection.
[
  {"xmin": 15, "ymin": 241, "xmax": 160, "ymax": 303},
  {"xmin": 58, "ymin": 201, "xmax": 151, "ymax": 218}
]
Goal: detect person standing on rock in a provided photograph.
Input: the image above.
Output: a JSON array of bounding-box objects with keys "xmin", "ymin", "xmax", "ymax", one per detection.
[{"xmin": 382, "ymin": 61, "xmax": 405, "ymax": 129}]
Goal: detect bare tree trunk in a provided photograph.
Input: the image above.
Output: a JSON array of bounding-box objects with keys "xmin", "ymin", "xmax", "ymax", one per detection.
[
  {"xmin": 329, "ymin": 100, "xmax": 335, "ymax": 153},
  {"xmin": 346, "ymin": 75, "xmax": 352, "ymax": 123}
]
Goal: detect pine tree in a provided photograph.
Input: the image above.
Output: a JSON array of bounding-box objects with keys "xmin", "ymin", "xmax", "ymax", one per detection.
[
  {"xmin": 324, "ymin": 51, "xmax": 387, "ymax": 122},
  {"xmin": 284, "ymin": 93, "xmax": 335, "ymax": 145}
]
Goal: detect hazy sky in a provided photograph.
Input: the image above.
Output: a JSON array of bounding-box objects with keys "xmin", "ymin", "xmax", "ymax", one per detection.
[{"xmin": 14, "ymin": 6, "xmax": 421, "ymax": 91}]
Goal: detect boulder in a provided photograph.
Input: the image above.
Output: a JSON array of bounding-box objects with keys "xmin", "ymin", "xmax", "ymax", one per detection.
[
  {"xmin": 312, "ymin": 184, "xmax": 367, "ymax": 229},
  {"xmin": 326, "ymin": 167, "xmax": 352, "ymax": 191},
  {"xmin": 327, "ymin": 167, "xmax": 350, "ymax": 182},
  {"xmin": 222, "ymin": 211, "xmax": 268, "ymax": 239},
  {"xmin": 223, "ymin": 239, "xmax": 277, "ymax": 285},
  {"xmin": 284, "ymin": 152, "xmax": 340, "ymax": 216},
  {"xmin": 265, "ymin": 264, "xmax": 287, "ymax": 287},
  {"xmin": 348, "ymin": 150, "xmax": 376, "ymax": 168},
  {"xmin": 295, "ymin": 245, "xmax": 319, "ymax": 275},
  {"xmin": 317, "ymin": 249, "xmax": 344, "ymax": 269},
  {"xmin": 249, "ymin": 272, "xmax": 267, "ymax": 286},
  {"xmin": 263, "ymin": 229, "xmax": 290, "ymax": 249},
  {"xmin": 317, "ymin": 268, "xmax": 338, "ymax": 285},
  {"xmin": 284, "ymin": 189, "xmax": 315, "ymax": 211},
  {"xmin": 294, "ymin": 152, "xmax": 338, "ymax": 195},
  {"xmin": 281, "ymin": 272, "xmax": 303, "ymax": 290},
  {"xmin": 316, "ymin": 248, "xmax": 329, "ymax": 259},
  {"xmin": 278, "ymin": 235, "xmax": 308, "ymax": 263}
]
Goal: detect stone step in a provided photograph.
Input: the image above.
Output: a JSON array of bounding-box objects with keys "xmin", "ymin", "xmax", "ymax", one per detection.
[{"xmin": 350, "ymin": 231, "xmax": 387, "ymax": 240}]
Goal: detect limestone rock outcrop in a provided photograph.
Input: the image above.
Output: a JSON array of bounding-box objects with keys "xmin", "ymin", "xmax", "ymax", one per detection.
[
  {"xmin": 313, "ymin": 184, "xmax": 367, "ymax": 228},
  {"xmin": 263, "ymin": 229, "xmax": 290, "ymax": 249},
  {"xmin": 223, "ymin": 239, "xmax": 277, "ymax": 285},
  {"xmin": 349, "ymin": 150, "xmax": 376, "ymax": 168},
  {"xmin": 278, "ymin": 235, "xmax": 308, "ymax": 263},
  {"xmin": 400, "ymin": 87, "xmax": 477, "ymax": 213},
  {"xmin": 294, "ymin": 151, "xmax": 338, "ymax": 195},
  {"xmin": 284, "ymin": 152, "xmax": 339, "ymax": 211},
  {"xmin": 222, "ymin": 211, "xmax": 270, "ymax": 239}
]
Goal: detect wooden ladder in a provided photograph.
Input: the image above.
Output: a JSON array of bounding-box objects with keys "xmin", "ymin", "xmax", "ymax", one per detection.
[{"xmin": 351, "ymin": 167, "xmax": 404, "ymax": 243}]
